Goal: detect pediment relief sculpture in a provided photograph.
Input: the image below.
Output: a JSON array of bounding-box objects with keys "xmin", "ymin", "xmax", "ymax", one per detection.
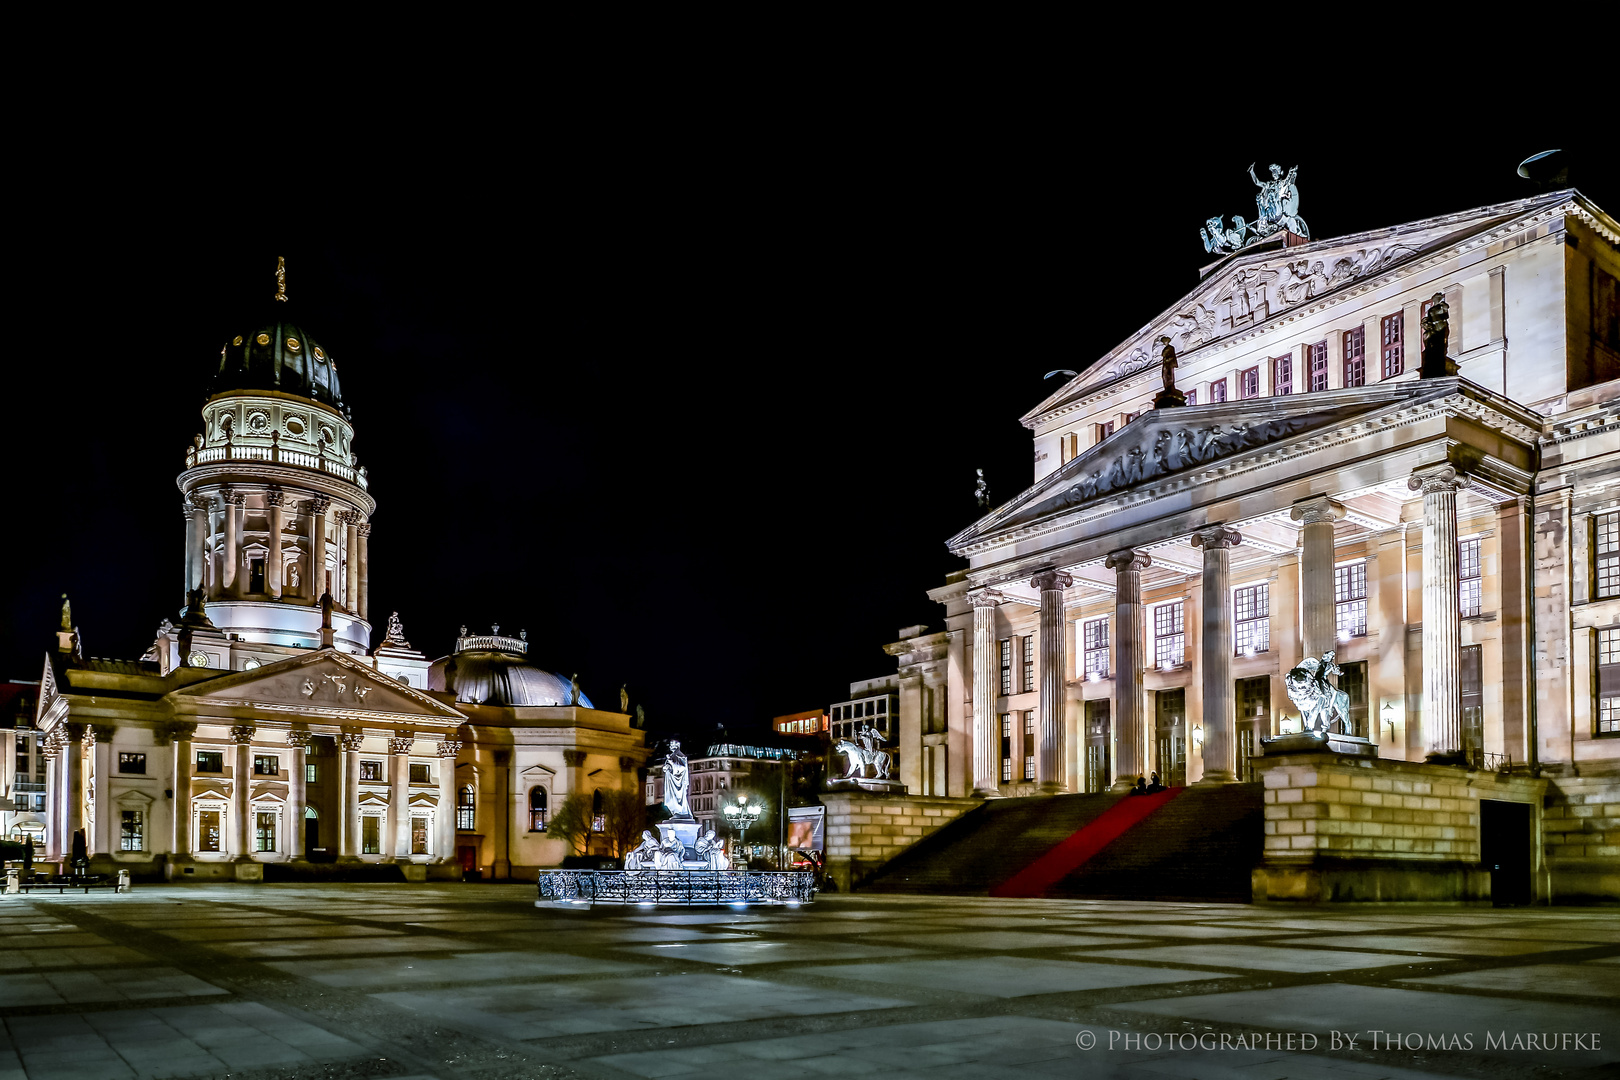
[{"xmin": 171, "ymin": 651, "xmax": 464, "ymax": 723}]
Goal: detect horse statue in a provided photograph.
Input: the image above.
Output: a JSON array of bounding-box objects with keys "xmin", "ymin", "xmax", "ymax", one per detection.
[
  {"xmin": 1284, "ymin": 651, "xmax": 1350, "ymax": 735},
  {"xmin": 834, "ymin": 737, "xmax": 892, "ymax": 780}
]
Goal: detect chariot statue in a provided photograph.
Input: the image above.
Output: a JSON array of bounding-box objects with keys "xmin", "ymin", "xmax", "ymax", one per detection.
[{"xmin": 1284, "ymin": 650, "xmax": 1350, "ymax": 735}]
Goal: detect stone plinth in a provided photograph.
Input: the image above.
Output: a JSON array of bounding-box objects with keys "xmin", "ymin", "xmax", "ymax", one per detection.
[
  {"xmin": 1542, "ymin": 775, "xmax": 1620, "ymax": 903},
  {"xmin": 1263, "ymin": 732, "xmax": 1378, "ymax": 758},
  {"xmin": 821, "ymin": 791, "xmax": 979, "ymax": 893},
  {"xmin": 1251, "ymin": 752, "xmax": 1545, "ymax": 903},
  {"xmin": 826, "ymin": 778, "xmax": 908, "ymax": 795}
]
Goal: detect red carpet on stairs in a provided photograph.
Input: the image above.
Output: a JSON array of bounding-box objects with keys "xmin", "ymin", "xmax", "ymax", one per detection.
[{"xmin": 990, "ymin": 788, "xmax": 1181, "ymax": 898}]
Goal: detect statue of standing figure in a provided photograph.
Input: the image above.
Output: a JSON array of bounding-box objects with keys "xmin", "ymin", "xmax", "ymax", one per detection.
[
  {"xmin": 662, "ymin": 740, "xmax": 691, "ymax": 818},
  {"xmin": 1421, "ymin": 292, "xmax": 1457, "ymax": 377}
]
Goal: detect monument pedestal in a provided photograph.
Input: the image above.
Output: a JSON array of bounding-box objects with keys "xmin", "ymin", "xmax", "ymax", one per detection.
[
  {"xmin": 1262, "ymin": 732, "xmax": 1377, "ymax": 758},
  {"xmin": 657, "ymin": 817, "xmax": 704, "ymax": 866},
  {"xmin": 826, "ymin": 777, "xmax": 908, "ymax": 795}
]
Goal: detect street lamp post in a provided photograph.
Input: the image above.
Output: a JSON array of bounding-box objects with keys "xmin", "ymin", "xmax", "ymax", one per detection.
[{"xmin": 723, "ymin": 793, "xmax": 763, "ymax": 864}]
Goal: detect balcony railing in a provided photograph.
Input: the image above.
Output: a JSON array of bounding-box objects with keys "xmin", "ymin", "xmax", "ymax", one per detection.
[{"xmin": 185, "ymin": 441, "xmax": 367, "ymax": 490}]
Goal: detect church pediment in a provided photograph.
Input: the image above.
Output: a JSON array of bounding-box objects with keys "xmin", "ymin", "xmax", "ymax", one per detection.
[
  {"xmin": 955, "ymin": 378, "xmax": 1535, "ymax": 553},
  {"xmin": 169, "ymin": 648, "xmax": 466, "ymax": 727}
]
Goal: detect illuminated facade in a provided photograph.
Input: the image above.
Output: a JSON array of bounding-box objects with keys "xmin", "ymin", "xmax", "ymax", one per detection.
[{"xmin": 883, "ymin": 190, "xmax": 1619, "ymax": 897}]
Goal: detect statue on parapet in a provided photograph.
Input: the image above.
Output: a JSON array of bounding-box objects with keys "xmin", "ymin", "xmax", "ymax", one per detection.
[
  {"xmin": 1421, "ymin": 292, "xmax": 1458, "ymax": 378},
  {"xmin": 1152, "ymin": 336, "xmax": 1186, "ymax": 409},
  {"xmin": 1284, "ymin": 650, "xmax": 1350, "ymax": 736}
]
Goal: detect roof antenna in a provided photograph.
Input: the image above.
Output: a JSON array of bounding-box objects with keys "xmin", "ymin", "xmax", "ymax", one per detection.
[{"xmin": 274, "ymin": 256, "xmax": 288, "ymax": 303}]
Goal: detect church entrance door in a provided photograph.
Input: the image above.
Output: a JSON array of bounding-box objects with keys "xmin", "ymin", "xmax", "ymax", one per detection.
[
  {"xmin": 458, "ymin": 845, "xmax": 479, "ymax": 877},
  {"xmin": 1084, "ymin": 700, "xmax": 1110, "ymax": 792},
  {"xmin": 1154, "ymin": 689, "xmax": 1186, "ymax": 787}
]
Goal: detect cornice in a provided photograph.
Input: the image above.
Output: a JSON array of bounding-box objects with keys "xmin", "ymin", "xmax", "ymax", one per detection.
[{"xmin": 178, "ymin": 463, "xmax": 375, "ymax": 515}]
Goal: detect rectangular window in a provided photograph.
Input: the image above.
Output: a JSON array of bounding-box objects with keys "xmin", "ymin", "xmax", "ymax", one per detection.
[
  {"xmin": 1000, "ymin": 713, "xmax": 1012, "ymax": 782},
  {"xmin": 198, "ymin": 810, "xmax": 221, "ymax": 852},
  {"xmin": 362, "ymin": 816, "xmax": 381, "ymax": 854},
  {"xmin": 1335, "ymin": 563, "xmax": 1368, "ymax": 639},
  {"xmin": 1234, "ymin": 582, "xmax": 1270, "ymax": 655},
  {"xmin": 1211, "ymin": 378, "xmax": 1228, "ymax": 403},
  {"xmin": 456, "ymin": 785, "xmax": 476, "ymax": 831},
  {"xmin": 120, "ymin": 810, "xmax": 143, "ymax": 852},
  {"xmin": 1381, "ymin": 312, "xmax": 1404, "ymax": 378},
  {"xmin": 1022, "ymin": 711, "xmax": 1036, "ymax": 781},
  {"xmin": 117, "ymin": 752, "xmax": 146, "ymax": 774},
  {"xmin": 1460, "ymin": 646, "xmax": 1483, "ymax": 761},
  {"xmin": 359, "ymin": 760, "xmax": 382, "ymax": 782},
  {"xmin": 1096, "ymin": 420, "xmax": 1115, "ymax": 443},
  {"xmin": 1343, "ymin": 326, "xmax": 1366, "ymax": 387},
  {"xmin": 1153, "ymin": 602, "xmax": 1185, "ymax": 668},
  {"xmin": 253, "ymin": 755, "xmax": 279, "ymax": 776},
  {"xmin": 409, "ymin": 763, "xmax": 430, "ymax": 784},
  {"xmin": 1273, "ymin": 355, "xmax": 1293, "ymax": 396},
  {"xmin": 1596, "ymin": 512, "xmax": 1620, "ymax": 600},
  {"xmin": 1308, "ymin": 341, "xmax": 1329, "ymax": 391},
  {"xmin": 1021, "ymin": 634, "xmax": 1035, "ymax": 693},
  {"xmin": 1599, "ymin": 628, "xmax": 1620, "ymax": 735},
  {"xmin": 1060, "ymin": 431, "xmax": 1080, "ymax": 465},
  {"xmin": 1340, "ymin": 660, "xmax": 1370, "ymax": 740},
  {"xmin": 1185, "ymin": 389, "xmax": 1197, "ymax": 406},
  {"xmin": 306, "ymin": 762, "xmax": 319, "ymax": 784},
  {"xmin": 196, "ymin": 751, "xmax": 223, "ymax": 773},
  {"xmin": 256, "ymin": 811, "xmax": 277, "ymax": 852},
  {"xmin": 411, "ymin": 817, "xmax": 429, "ymax": 855},
  {"xmin": 999, "ymin": 638, "xmax": 1012, "ymax": 696},
  {"xmin": 1083, "ymin": 618, "xmax": 1109, "ymax": 679},
  {"xmin": 1240, "ymin": 367, "xmax": 1259, "ymax": 399},
  {"xmin": 1459, "ymin": 538, "xmax": 1483, "ymax": 617}
]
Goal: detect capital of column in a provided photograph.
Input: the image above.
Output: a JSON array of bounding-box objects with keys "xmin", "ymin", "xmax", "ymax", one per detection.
[
  {"xmin": 437, "ymin": 739, "xmax": 463, "ymax": 758},
  {"xmin": 308, "ymin": 496, "xmax": 332, "ymax": 516},
  {"xmin": 357, "ymin": 523, "xmax": 372, "ymax": 537},
  {"xmin": 228, "ymin": 725, "xmax": 256, "ymax": 745},
  {"xmin": 166, "ymin": 722, "xmax": 198, "ymax": 743},
  {"xmin": 1030, "ymin": 570, "xmax": 1074, "ymax": 593},
  {"xmin": 1105, "ymin": 549, "xmax": 1152, "ymax": 574},
  {"xmin": 87, "ymin": 723, "xmax": 118, "ymax": 744},
  {"xmin": 188, "ymin": 492, "xmax": 212, "ymax": 513},
  {"xmin": 1290, "ymin": 496, "xmax": 1346, "ymax": 526},
  {"xmin": 228, "ymin": 491, "xmax": 247, "ymax": 508},
  {"xmin": 967, "ymin": 588, "xmax": 1005, "ymax": 608},
  {"xmin": 389, "ymin": 734, "xmax": 415, "ymax": 755},
  {"xmin": 265, "ymin": 486, "xmax": 286, "ymax": 507},
  {"xmin": 64, "ymin": 722, "xmax": 87, "ymax": 744},
  {"xmin": 1190, "ymin": 526, "xmax": 1243, "ymax": 551},
  {"xmin": 340, "ymin": 732, "xmax": 365, "ymax": 753},
  {"xmin": 1408, "ymin": 463, "xmax": 1469, "ymax": 496},
  {"xmin": 284, "ymin": 729, "xmax": 312, "ymax": 749},
  {"xmin": 563, "ymin": 749, "xmax": 587, "ymax": 768}
]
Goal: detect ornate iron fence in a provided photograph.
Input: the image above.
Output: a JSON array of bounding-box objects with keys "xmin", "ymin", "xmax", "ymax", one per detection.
[{"xmin": 537, "ymin": 869, "xmax": 815, "ymax": 906}]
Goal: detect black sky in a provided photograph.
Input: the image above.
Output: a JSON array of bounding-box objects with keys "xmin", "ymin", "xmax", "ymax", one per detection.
[{"xmin": 8, "ymin": 103, "xmax": 1611, "ymax": 739}]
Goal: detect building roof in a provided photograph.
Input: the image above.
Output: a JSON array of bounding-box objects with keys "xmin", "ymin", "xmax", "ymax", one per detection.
[
  {"xmin": 213, "ymin": 309, "xmax": 348, "ymax": 418},
  {"xmin": 432, "ymin": 632, "xmax": 595, "ymax": 709}
]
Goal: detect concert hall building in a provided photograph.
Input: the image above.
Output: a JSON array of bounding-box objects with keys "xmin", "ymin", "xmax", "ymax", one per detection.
[{"xmin": 873, "ymin": 188, "xmax": 1618, "ymax": 900}]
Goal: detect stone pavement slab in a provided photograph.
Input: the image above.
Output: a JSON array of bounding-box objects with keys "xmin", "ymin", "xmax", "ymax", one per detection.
[
  {"xmin": 799, "ymin": 955, "xmax": 1215, "ymax": 997},
  {"xmin": 1080, "ymin": 942, "xmax": 1451, "ymax": 973},
  {"xmin": 1400, "ymin": 962, "xmax": 1620, "ymax": 998}
]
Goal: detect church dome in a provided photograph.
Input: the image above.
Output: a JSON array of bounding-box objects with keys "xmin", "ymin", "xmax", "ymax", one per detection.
[
  {"xmin": 213, "ymin": 310, "xmax": 348, "ymax": 418},
  {"xmin": 436, "ymin": 630, "xmax": 593, "ymax": 708}
]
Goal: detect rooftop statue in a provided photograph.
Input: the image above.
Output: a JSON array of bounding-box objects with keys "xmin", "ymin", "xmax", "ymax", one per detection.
[
  {"xmin": 1200, "ymin": 163, "xmax": 1309, "ymax": 254},
  {"xmin": 975, "ymin": 468, "xmax": 989, "ymax": 509}
]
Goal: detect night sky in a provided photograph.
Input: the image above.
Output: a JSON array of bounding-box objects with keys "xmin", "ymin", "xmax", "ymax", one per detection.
[{"xmin": 9, "ymin": 129, "xmax": 1611, "ymax": 741}]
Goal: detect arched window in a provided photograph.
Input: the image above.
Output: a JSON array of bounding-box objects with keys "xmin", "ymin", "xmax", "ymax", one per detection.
[
  {"xmin": 529, "ymin": 787, "xmax": 548, "ymax": 832},
  {"xmin": 456, "ymin": 783, "xmax": 476, "ymax": 831},
  {"xmin": 591, "ymin": 788, "xmax": 605, "ymax": 833},
  {"xmin": 304, "ymin": 806, "xmax": 318, "ymax": 818}
]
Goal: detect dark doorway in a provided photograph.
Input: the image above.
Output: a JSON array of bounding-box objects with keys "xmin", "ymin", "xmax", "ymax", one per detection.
[
  {"xmin": 249, "ymin": 558, "xmax": 266, "ymax": 594},
  {"xmin": 1155, "ymin": 689, "xmax": 1186, "ymax": 787},
  {"xmin": 1236, "ymin": 676, "xmax": 1269, "ymax": 782},
  {"xmin": 1480, "ymin": 799, "xmax": 1532, "ymax": 906},
  {"xmin": 305, "ymin": 815, "xmax": 319, "ymax": 853},
  {"xmin": 1084, "ymin": 699, "xmax": 1110, "ymax": 792},
  {"xmin": 458, "ymin": 844, "xmax": 480, "ymax": 878}
]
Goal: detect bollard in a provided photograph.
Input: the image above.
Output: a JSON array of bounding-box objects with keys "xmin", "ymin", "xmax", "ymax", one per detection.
[
  {"xmin": 3, "ymin": 867, "xmax": 18, "ymax": 895},
  {"xmin": 116, "ymin": 869, "xmax": 131, "ymax": 894}
]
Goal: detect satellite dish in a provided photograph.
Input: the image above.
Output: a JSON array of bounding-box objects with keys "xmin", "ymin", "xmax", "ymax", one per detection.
[{"xmin": 1517, "ymin": 149, "xmax": 1568, "ymax": 185}]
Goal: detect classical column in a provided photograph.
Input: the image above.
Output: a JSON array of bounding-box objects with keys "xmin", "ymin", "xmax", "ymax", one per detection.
[
  {"xmin": 89, "ymin": 725, "xmax": 116, "ymax": 854},
  {"xmin": 1031, "ymin": 570, "xmax": 1073, "ymax": 793},
  {"xmin": 223, "ymin": 488, "xmax": 242, "ymax": 594},
  {"xmin": 1289, "ymin": 496, "xmax": 1345, "ymax": 661},
  {"xmin": 357, "ymin": 523, "xmax": 371, "ymax": 621},
  {"xmin": 182, "ymin": 505, "xmax": 193, "ymax": 605},
  {"xmin": 1106, "ymin": 550, "xmax": 1152, "ymax": 789},
  {"xmin": 1192, "ymin": 527, "xmax": 1243, "ymax": 783},
  {"xmin": 64, "ymin": 724, "xmax": 86, "ymax": 852},
  {"xmin": 308, "ymin": 497, "xmax": 330, "ymax": 607},
  {"xmin": 1410, "ymin": 464, "xmax": 1468, "ymax": 759},
  {"xmin": 340, "ymin": 731, "xmax": 363, "ymax": 859},
  {"xmin": 286, "ymin": 730, "xmax": 310, "ymax": 860},
  {"xmin": 968, "ymin": 589, "xmax": 1005, "ymax": 797},
  {"xmin": 170, "ymin": 723, "xmax": 196, "ymax": 862},
  {"xmin": 343, "ymin": 513, "xmax": 360, "ymax": 612},
  {"xmin": 436, "ymin": 739, "xmax": 461, "ymax": 862},
  {"xmin": 389, "ymin": 734, "xmax": 414, "ymax": 860},
  {"xmin": 230, "ymin": 726, "xmax": 255, "ymax": 860},
  {"xmin": 267, "ymin": 487, "xmax": 285, "ymax": 599},
  {"xmin": 42, "ymin": 739, "xmax": 61, "ymax": 860}
]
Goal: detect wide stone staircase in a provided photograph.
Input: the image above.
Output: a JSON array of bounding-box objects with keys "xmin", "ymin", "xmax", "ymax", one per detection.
[{"xmin": 859, "ymin": 783, "xmax": 1264, "ymax": 902}]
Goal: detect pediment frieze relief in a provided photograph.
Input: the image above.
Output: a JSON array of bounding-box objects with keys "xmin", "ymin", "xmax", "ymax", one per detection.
[{"xmin": 170, "ymin": 650, "xmax": 464, "ymax": 725}]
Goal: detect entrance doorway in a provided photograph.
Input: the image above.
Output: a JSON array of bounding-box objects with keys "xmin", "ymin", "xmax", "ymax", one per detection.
[
  {"xmin": 1480, "ymin": 800, "xmax": 1532, "ymax": 906},
  {"xmin": 1236, "ymin": 676, "xmax": 1269, "ymax": 782},
  {"xmin": 1084, "ymin": 700, "xmax": 1110, "ymax": 792},
  {"xmin": 458, "ymin": 844, "xmax": 480, "ymax": 878},
  {"xmin": 304, "ymin": 808, "xmax": 319, "ymax": 853},
  {"xmin": 1154, "ymin": 689, "xmax": 1186, "ymax": 787}
]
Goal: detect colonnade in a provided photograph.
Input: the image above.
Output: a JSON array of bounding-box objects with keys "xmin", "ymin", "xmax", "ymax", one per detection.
[
  {"xmin": 181, "ymin": 486, "xmax": 368, "ymax": 617},
  {"xmin": 968, "ymin": 465, "xmax": 1474, "ymax": 793}
]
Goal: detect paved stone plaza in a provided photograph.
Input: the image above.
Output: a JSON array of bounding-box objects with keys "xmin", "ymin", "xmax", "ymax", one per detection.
[{"xmin": 0, "ymin": 885, "xmax": 1615, "ymax": 1080}]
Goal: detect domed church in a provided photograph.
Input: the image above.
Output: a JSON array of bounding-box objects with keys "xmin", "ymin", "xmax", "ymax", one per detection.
[{"xmin": 31, "ymin": 263, "xmax": 647, "ymax": 881}]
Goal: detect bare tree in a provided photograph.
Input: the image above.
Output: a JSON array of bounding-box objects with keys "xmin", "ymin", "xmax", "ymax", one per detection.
[
  {"xmin": 601, "ymin": 789, "xmax": 650, "ymax": 858},
  {"xmin": 547, "ymin": 792, "xmax": 594, "ymax": 856}
]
